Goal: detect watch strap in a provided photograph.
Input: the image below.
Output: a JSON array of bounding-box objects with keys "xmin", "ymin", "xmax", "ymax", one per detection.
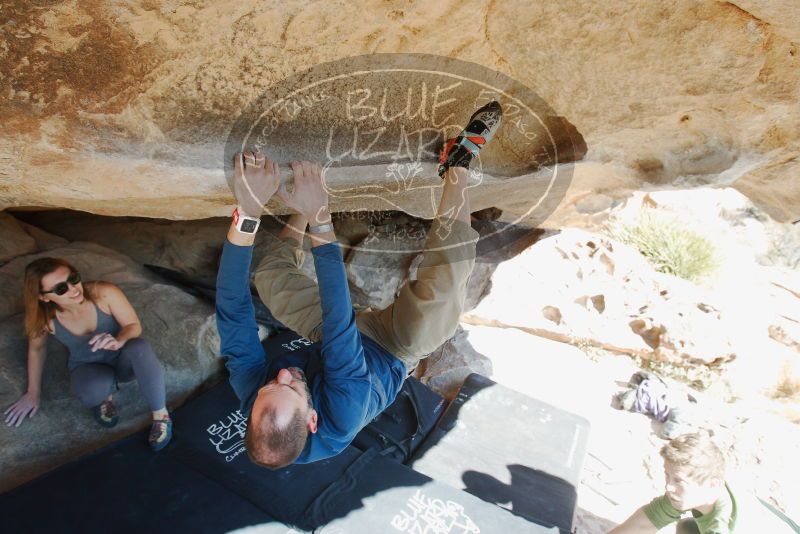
[{"xmin": 308, "ymin": 222, "xmax": 334, "ymax": 235}]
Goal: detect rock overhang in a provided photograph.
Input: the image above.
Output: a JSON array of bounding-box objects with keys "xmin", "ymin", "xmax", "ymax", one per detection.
[{"xmin": 1, "ymin": 1, "xmax": 798, "ymax": 223}]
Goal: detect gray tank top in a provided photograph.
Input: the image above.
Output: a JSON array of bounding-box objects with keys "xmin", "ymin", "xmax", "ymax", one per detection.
[{"xmin": 52, "ymin": 302, "xmax": 122, "ymax": 370}]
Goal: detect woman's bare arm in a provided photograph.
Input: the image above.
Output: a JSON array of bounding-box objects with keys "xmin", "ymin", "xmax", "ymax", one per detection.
[
  {"xmin": 89, "ymin": 282, "xmax": 142, "ymax": 351},
  {"xmin": 4, "ymin": 333, "xmax": 47, "ymax": 426}
]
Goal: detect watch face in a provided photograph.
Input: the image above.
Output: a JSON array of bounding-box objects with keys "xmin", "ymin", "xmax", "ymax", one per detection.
[{"xmin": 240, "ymin": 219, "xmax": 258, "ymax": 233}]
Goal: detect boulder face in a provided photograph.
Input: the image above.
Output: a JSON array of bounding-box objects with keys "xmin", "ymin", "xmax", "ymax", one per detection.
[
  {"xmin": 1, "ymin": 1, "xmax": 799, "ymax": 223},
  {"xmin": 464, "ymin": 229, "xmax": 741, "ymax": 367},
  {"xmin": 0, "ymin": 212, "xmax": 37, "ymax": 263},
  {"xmin": 462, "ymin": 186, "xmax": 800, "ymax": 397}
]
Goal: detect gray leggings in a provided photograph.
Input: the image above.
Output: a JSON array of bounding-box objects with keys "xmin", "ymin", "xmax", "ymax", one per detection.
[{"xmin": 69, "ymin": 338, "xmax": 166, "ymax": 411}]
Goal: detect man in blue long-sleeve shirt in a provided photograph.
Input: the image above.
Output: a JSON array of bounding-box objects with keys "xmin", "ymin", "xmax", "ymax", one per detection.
[{"xmin": 217, "ymin": 103, "xmax": 502, "ymax": 468}]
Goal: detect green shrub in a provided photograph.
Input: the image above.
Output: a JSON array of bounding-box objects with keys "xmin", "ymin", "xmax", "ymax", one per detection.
[{"xmin": 611, "ymin": 213, "xmax": 719, "ymax": 281}]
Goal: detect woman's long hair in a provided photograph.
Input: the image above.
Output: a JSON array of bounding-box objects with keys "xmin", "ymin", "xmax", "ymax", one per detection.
[{"xmin": 23, "ymin": 258, "xmax": 91, "ymax": 338}]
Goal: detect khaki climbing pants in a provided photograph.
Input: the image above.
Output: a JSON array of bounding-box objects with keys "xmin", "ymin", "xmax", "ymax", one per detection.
[{"xmin": 253, "ymin": 218, "xmax": 479, "ymax": 370}]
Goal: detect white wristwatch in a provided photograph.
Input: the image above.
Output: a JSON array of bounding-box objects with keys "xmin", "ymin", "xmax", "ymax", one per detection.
[{"xmin": 232, "ymin": 207, "xmax": 260, "ymax": 234}]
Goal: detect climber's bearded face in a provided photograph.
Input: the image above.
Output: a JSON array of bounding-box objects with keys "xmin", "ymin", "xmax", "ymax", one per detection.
[{"xmin": 663, "ymin": 462, "xmax": 722, "ymax": 511}]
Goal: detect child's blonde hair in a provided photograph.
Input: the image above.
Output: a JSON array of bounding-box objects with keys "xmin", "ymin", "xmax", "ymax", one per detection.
[{"xmin": 660, "ymin": 431, "xmax": 726, "ymax": 484}]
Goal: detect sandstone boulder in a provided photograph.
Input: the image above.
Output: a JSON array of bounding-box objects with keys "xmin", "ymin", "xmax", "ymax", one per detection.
[
  {"xmin": 2, "ymin": 2, "xmax": 798, "ymax": 222},
  {"xmin": 0, "ymin": 212, "xmax": 36, "ymax": 263},
  {"xmin": 765, "ymin": 270, "xmax": 800, "ymax": 353},
  {"xmin": 416, "ymin": 326, "xmax": 493, "ymax": 400},
  {"xmin": 0, "ymin": 212, "xmax": 66, "ymax": 265},
  {"xmin": 606, "ymin": 189, "xmax": 800, "ymax": 371},
  {"xmin": 465, "ymin": 197, "xmax": 800, "ymax": 401},
  {"xmin": 465, "ymin": 229, "xmax": 742, "ymax": 366}
]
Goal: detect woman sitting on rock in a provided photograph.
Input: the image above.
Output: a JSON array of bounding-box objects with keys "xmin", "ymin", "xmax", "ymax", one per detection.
[{"xmin": 4, "ymin": 257, "xmax": 172, "ymax": 451}]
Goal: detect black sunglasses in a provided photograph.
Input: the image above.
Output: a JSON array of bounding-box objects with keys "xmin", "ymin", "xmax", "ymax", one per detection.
[{"xmin": 41, "ymin": 272, "xmax": 82, "ymax": 296}]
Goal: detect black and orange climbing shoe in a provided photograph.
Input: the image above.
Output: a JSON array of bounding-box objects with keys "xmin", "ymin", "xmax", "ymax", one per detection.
[{"xmin": 437, "ymin": 100, "xmax": 503, "ymax": 177}]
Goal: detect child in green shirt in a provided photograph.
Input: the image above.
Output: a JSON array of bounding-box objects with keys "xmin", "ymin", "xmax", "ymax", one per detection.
[{"xmin": 609, "ymin": 431, "xmax": 797, "ymax": 534}]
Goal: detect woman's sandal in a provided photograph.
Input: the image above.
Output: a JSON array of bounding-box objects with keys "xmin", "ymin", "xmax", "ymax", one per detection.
[
  {"xmin": 148, "ymin": 416, "xmax": 173, "ymax": 452},
  {"xmin": 91, "ymin": 398, "xmax": 119, "ymax": 428}
]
